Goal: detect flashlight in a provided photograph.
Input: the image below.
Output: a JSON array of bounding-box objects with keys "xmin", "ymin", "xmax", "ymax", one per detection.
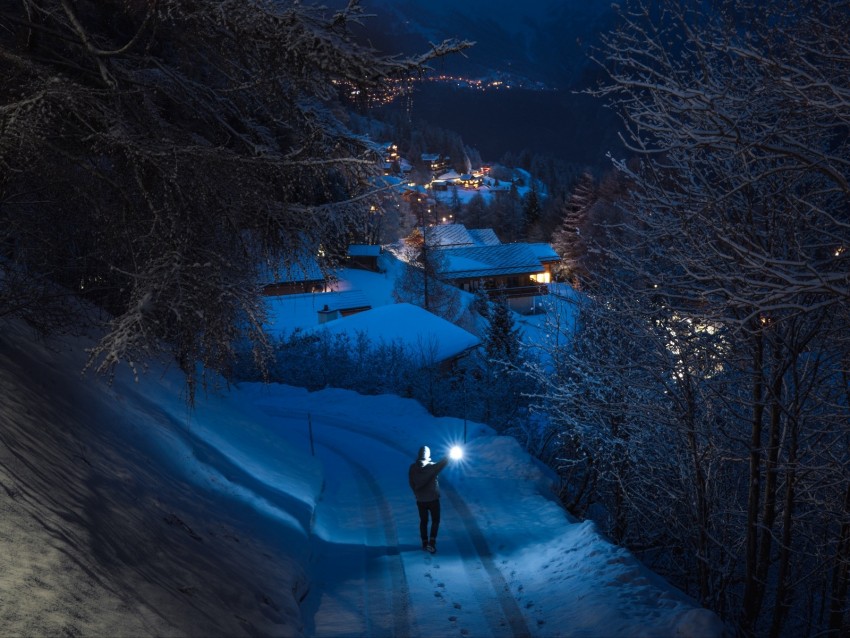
[{"xmin": 450, "ymin": 445, "xmax": 463, "ymax": 460}]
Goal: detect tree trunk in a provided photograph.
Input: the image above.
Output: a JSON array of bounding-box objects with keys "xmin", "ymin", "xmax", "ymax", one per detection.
[
  {"xmin": 742, "ymin": 332, "xmax": 766, "ymax": 632},
  {"xmin": 829, "ymin": 481, "xmax": 850, "ymax": 633},
  {"xmin": 753, "ymin": 351, "xmax": 785, "ymax": 621},
  {"xmin": 684, "ymin": 382, "xmax": 711, "ymax": 603},
  {"xmin": 827, "ymin": 365, "xmax": 850, "ymax": 633},
  {"xmin": 769, "ymin": 411, "xmax": 798, "ymax": 638}
]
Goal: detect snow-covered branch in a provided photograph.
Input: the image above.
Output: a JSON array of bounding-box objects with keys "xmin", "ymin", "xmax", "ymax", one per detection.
[{"xmin": 0, "ymin": 0, "xmax": 471, "ymax": 399}]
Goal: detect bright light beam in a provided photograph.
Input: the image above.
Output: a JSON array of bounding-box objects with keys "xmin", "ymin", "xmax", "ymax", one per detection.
[{"xmin": 450, "ymin": 445, "xmax": 463, "ymax": 460}]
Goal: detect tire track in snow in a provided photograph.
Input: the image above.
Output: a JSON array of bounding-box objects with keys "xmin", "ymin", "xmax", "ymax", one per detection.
[
  {"xmin": 442, "ymin": 480, "xmax": 532, "ymax": 638},
  {"xmin": 313, "ymin": 437, "xmax": 411, "ymax": 637},
  {"xmin": 287, "ymin": 410, "xmax": 532, "ymax": 638}
]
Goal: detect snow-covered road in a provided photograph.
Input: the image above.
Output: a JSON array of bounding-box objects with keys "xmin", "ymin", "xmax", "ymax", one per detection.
[
  {"xmin": 250, "ymin": 392, "xmax": 724, "ymax": 638},
  {"xmin": 301, "ymin": 415, "xmax": 533, "ymax": 637},
  {"xmin": 305, "ymin": 431, "xmax": 411, "ymax": 636},
  {"xmin": 0, "ymin": 312, "xmax": 724, "ymax": 638}
]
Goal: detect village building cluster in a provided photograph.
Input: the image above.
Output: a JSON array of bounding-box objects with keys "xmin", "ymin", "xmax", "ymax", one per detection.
[
  {"xmin": 258, "ymin": 143, "xmax": 561, "ymax": 364},
  {"xmin": 381, "ymin": 143, "xmax": 499, "ymax": 195},
  {"xmin": 262, "ymin": 222, "xmax": 559, "ymax": 318}
]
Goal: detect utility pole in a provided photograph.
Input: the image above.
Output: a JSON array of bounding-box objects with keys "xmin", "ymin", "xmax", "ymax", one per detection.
[{"xmin": 422, "ymin": 218, "xmax": 430, "ymax": 311}]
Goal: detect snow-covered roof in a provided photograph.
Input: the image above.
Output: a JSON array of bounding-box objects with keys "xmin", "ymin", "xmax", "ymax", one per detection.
[
  {"xmin": 266, "ymin": 289, "xmax": 371, "ymax": 333},
  {"xmin": 436, "ymin": 170, "xmax": 462, "ymax": 182},
  {"xmin": 438, "ymin": 244, "xmax": 545, "ymax": 280},
  {"xmin": 467, "ymin": 228, "xmax": 501, "ymax": 246},
  {"xmin": 260, "ymin": 254, "xmax": 324, "ymax": 284},
  {"xmin": 527, "ymin": 242, "xmax": 561, "ymax": 263},
  {"xmin": 424, "ymin": 224, "xmax": 476, "ymax": 247},
  {"xmin": 404, "ymin": 184, "xmax": 428, "ymax": 196},
  {"xmin": 314, "ymin": 290, "xmax": 371, "ymax": 312},
  {"xmin": 317, "ymin": 302, "xmax": 480, "ymax": 363},
  {"xmin": 422, "ymin": 224, "xmax": 503, "ymax": 249}
]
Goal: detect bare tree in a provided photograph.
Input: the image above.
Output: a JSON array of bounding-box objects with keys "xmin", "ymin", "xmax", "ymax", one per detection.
[
  {"xmin": 0, "ymin": 0, "xmax": 469, "ymax": 398},
  {"xmin": 532, "ymin": 1, "xmax": 850, "ymax": 635},
  {"xmin": 391, "ymin": 227, "xmax": 460, "ymax": 321}
]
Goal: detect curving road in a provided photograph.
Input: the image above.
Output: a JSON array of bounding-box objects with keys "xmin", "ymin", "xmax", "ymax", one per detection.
[
  {"xmin": 275, "ymin": 408, "xmax": 532, "ymax": 638},
  {"xmin": 306, "ymin": 436, "xmax": 411, "ymax": 637}
]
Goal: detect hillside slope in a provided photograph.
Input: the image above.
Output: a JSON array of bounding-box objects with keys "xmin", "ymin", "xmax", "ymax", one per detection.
[
  {"xmin": 350, "ymin": 0, "xmax": 616, "ymax": 88},
  {"xmin": 0, "ymin": 316, "xmax": 724, "ymax": 636}
]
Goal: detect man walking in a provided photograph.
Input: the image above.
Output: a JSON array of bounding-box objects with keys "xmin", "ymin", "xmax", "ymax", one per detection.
[{"xmin": 408, "ymin": 445, "xmax": 449, "ymax": 553}]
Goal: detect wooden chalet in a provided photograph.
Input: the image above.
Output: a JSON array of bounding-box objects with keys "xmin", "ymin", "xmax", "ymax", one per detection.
[
  {"xmin": 421, "ymin": 153, "xmax": 451, "ymax": 175},
  {"xmin": 423, "ymin": 224, "xmax": 561, "ymax": 313},
  {"xmin": 261, "ymin": 255, "xmax": 326, "ymax": 296},
  {"xmin": 315, "ymin": 290, "xmax": 372, "ymax": 323},
  {"xmin": 526, "ymin": 243, "xmax": 561, "ymax": 282},
  {"xmin": 347, "ymin": 244, "xmax": 383, "ymax": 272}
]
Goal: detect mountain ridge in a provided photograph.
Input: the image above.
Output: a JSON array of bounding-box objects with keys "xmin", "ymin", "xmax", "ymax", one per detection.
[{"xmin": 346, "ymin": 0, "xmax": 618, "ymax": 90}]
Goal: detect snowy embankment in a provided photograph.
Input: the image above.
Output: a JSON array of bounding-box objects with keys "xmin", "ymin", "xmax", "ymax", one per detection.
[{"xmin": 0, "ymin": 317, "xmax": 724, "ymax": 637}]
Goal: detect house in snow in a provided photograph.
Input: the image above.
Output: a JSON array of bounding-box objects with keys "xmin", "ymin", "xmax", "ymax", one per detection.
[
  {"xmin": 260, "ymin": 254, "xmax": 326, "ymax": 296},
  {"xmin": 527, "ymin": 243, "xmax": 562, "ymax": 279},
  {"xmin": 314, "ymin": 290, "xmax": 372, "ymax": 323},
  {"xmin": 317, "ymin": 302, "xmax": 480, "ymax": 370},
  {"xmin": 459, "ymin": 173, "xmax": 483, "ymax": 188},
  {"xmin": 424, "ymin": 223, "xmax": 478, "ymax": 248},
  {"xmin": 347, "ymin": 244, "xmax": 383, "ymax": 272},
  {"xmin": 424, "ymin": 224, "xmax": 501, "ymax": 249},
  {"xmin": 421, "ymin": 153, "xmax": 451, "ymax": 176},
  {"xmin": 265, "ymin": 289, "xmax": 372, "ymax": 334},
  {"xmin": 421, "ymin": 224, "xmax": 560, "ymax": 313}
]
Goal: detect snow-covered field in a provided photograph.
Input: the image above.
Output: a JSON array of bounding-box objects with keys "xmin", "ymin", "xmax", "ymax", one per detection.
[{"xmin": 0, "ymin": 303, "xmax": 724, "ymax": 637}]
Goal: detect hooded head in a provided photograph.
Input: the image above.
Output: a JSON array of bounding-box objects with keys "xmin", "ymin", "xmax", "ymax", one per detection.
[{"xmin": 418, "ymin": 445, "xmax": 431, "ymax": 461}]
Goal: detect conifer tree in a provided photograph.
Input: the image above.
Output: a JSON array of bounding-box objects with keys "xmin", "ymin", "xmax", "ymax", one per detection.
[
  {"xmin": 551, "ymin": 171, "xmax": 596, "ymax": 282},
  {"xmin": 522, "ymin": 189, "xmax": 542, "ymax": 239},
  {"xmin": 471, "ymin": 292, "xmax": 529, "ymax": 431},
  {"xmin": 484, "ymin": 296, "xmax": 522, "ymax": 364}
]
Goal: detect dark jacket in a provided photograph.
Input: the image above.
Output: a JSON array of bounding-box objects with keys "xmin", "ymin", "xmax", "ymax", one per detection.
[{"xmin": 408, "ymin": 457, "xmax": 448, "ymax": 502}]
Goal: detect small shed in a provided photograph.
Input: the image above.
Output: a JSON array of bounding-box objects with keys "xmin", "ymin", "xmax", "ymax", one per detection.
[
  {"xmin": 265, "ymin": 289, "xmax": 372, "ymax": 335},
  {"xmin": 260, "ymin": 256, "xmax": 325, "ymax": 296},
  {"xmin": 347, "ymin": 244, "xmax": 383, "ymax": 272},
  {"xmin": 315, "ymin": 290, "xmax": 372, "ymax": 323}
]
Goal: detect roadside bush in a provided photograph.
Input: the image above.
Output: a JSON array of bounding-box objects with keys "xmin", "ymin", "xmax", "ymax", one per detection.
[{"xmin": 233, "ymin": 328, "xmax": 537, "ymax": 433}]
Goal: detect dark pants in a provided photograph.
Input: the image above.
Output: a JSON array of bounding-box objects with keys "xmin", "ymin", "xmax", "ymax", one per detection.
[{"xmin": 417, "ymin": 499, "xmax": 441, "ymax": 542}]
